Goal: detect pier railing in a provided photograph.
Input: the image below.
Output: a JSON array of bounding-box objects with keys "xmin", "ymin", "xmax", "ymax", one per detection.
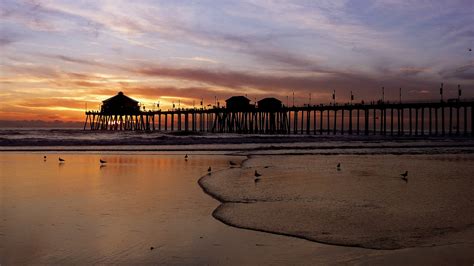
[{"xmin": 84, "ymin": 100, "xmax": 474, "ymax": 137}]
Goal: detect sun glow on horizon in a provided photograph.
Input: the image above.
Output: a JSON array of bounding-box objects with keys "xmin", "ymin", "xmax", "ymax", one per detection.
[{"xmin": 1, "ymin": 0, "xmax": 473, "ymax": 123}]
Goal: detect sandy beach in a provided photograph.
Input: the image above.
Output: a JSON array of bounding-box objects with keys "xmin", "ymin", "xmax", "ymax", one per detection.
[
  {"xmin": 201, "ymin": 152, "xmax": 474, "ymax": 264},
  {"xmin": 0, "ymin": 152, "xmax": 367, "ymax": 265},
  {"xmin": 1, "ymin": 148, "xmax": 473, "ymax": 265},
  {"xmin": 200, "ymin": 154, "xmax": 474, "ymax": 251}
]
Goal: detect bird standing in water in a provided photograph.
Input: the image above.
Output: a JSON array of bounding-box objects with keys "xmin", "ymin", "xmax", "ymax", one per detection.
[
  {"xmin": 337, "ymin": 163, "xmax": 341, "ymax": 171},
  {"xmin": 185, "ymin": 154, "xmax": 188, "ymax": 161},
  {"xmin": 43, "ymin": 155, "xmax": 47, "ymax": 161},
  {"xmin": 254, "ymin": 170, "xmax": 261, "ymax": 177},
  {"xmin": 100, "ymin": 159, "xmax": 107, "ymax": 164},
  {"xmin": 58, "ymin": 157, "xmax": 65, "ymax": 163},
  {"xmin": 208, "ymin": 166, "xmax": 212, "ymax": 174},
  {"xmin": 400, "ymin": 171, "xmax": 408, "ymax": 183},
  {"xmin": 229, "ymin": 161, "xmax": 237, "ymax": 166}
]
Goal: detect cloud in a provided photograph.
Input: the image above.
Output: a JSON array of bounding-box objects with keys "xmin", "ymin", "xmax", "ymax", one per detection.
[
  {"xmin": 0, "ymin": 30, "xmax": 20, "ymax": 46},
  {"xmin": 440, "ymin": 63, "xmax": 474, "ymax": 81},
  {"xmin": 126, "ymin": 86, "xmax": 241, "ymax": 102},
  {"xmin": 15, "ymin": 97, "xmax": 92, "ymax": 110},
  {"xmin": 174, "ymin": 56, "xmax": 218, "ymax": 64},
  {"xmin": 33, "ymin": 53, "xmax": 112, "ymax": 68},
  {"xmin": 2, "ymin": 0, "xmax": 473, "ymax": 124},
  {"xmin": 0, "ymin": 0, "xmax": 60, "ymax": 31},
  {"xmin": 131, "ymin": 63, "xmax": 446, "ymax": 102},
  {"xmin": 398, "ymin": 67, "xmax": 430, "ymax": 77},
  {"xmin": 5, "ymin": 52, "xmax": 472, "ymax": 104},
  {"xmin": 6, "ymin": 1, "xmax": 331, "ymax": 71}
]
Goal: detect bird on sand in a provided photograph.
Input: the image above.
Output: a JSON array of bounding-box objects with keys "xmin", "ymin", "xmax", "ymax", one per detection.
[
  {"xmin": 229, "ymin": 161, "xmax": 237, "ymax": 166},
  {"xmin": 100, "ymin": 159, "xmax": 107, "ymax": 164},
  {"xmin": 43, "ymin": 155, "xmax": 47, "ymax": 161},
  {"xmin": 58, "ymin": 157, "xmax": 65, "ymax": 163},
  {"xmin": 400, "ymin": 171, "xmax": 408, "ymax": 183},
  {"xmin": 208, "ymin": 166, "xmax": 212, "ymax": 173},
  {"xmin": 184, "ymin": 154, "xmax": 188, "ymax": 160},
  {"xmin": 337, "ymin": 163, "xmax": 341, "ymax": 171},
  {"xmin": 254, "ymin": 171, "xmax": 262, "ymax": 184}
]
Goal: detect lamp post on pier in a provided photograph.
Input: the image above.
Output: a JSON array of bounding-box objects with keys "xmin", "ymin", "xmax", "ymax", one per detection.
[
  {"xmin": 458, "ymin": 84, "xmax": 461, "ymax": 101},
  {"xmin": 399, "ymin": 88, "xmax": 402, "ymax": 104},
  {"xmin": 440, "ymin": 83, "xmax": 444, "ymax": 102},
  {"xmin": 382, "ymin": 87, "xmax": 385, "ymax": 103}
]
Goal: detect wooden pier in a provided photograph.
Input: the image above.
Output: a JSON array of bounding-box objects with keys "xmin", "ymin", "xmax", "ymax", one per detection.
[{"xmin": 84, "ymin": 100, "xmax": 474, "ymax": 137}]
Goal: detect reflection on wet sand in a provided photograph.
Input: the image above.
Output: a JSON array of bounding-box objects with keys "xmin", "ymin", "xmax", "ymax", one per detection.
[
  {"xmin": 200, "ymin": 154, "xmax": 474, "ymax": 255},
  {"xmin": 1, "ymin": 153, "xmax": 473, "ymax": 265},
  {"xmin": 0, "ymin": 153, "xmax": 356, "ymax": 265}
]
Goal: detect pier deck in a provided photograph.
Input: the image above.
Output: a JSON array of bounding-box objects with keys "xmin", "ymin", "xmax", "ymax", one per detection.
[{"xmin": 84, "ymin": 100, "xmax": 474, "ymax": 136}]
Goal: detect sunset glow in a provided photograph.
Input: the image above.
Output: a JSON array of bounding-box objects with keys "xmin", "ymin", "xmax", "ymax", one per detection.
[{"xmin": 1, "ymin": 0, "xmax": 473, "ymax": 122}]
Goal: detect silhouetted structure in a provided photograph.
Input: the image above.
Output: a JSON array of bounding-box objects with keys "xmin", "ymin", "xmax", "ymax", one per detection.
[
  {"xmin": 225, "ymin": 96, "xmax": 252, "ymax": 111},
  {"xmin": 101, "ymin": 92, "xmax": 140, "ymax": 114},
  {"xmin": 258, "ymin": 97, "xmax": 282, "ymax": 111},
  {"xmin": 84, "ymin": 92, "xmax": 150, "ymax": 131},
  {"xmin": 84, "ymin": 92, "xmax": 474, "ymax": 137}
]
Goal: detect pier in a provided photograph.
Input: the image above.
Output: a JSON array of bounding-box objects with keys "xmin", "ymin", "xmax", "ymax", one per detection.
[{"xmin": 84, "ymin": 93, "xmax": 474, "ymax": 137}]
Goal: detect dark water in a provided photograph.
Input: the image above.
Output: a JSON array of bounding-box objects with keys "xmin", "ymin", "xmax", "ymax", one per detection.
[{"xmin": 1, "ymin": 129, "xmax": 474, "ymax": 156}]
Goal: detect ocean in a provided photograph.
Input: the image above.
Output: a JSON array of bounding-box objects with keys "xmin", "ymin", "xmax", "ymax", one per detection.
[{"xmin": 1, "ymin": 128, "xmax": 474, "ymax": 154}]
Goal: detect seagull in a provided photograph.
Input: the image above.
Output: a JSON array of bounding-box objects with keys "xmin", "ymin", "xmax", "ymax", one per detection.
[
  {"xmin": 400, "ymin": 171, "xmax": 408, "ymax": 183},
  {"xmin": 58, "ymin": 157, "xmax": 65, "ymax": 163},
  {"xmin": 229, "ymin": 161, "xmax": 237, "ymax": 166},
  {"xmin": 254, "ymin": 170, "xmax": 261, "ymax": 177},
  {"xmin": 100, "ymin": 159, "xmax": 107, "ymax": 164}
]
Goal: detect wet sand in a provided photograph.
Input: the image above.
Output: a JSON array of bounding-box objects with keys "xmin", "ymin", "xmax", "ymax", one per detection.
[
  {"xmin": 1, "ymin": 152, "xmax": 473, "ymax": 265},
  {"xmin": 0, "ymin": 153, "xmax": 375, "ymax": 265},
  {"xmin": 199, "ymin": 154, "xmax": 474, "ymax": 259}
]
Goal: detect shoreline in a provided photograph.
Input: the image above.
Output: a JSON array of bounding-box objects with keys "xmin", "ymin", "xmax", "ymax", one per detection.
[
  {"xmin": 2, "ymin": 140, "xmax": 474, "ymax": 154},
  {"xmin": 197, "ymin": 157, "xmax": 385, "ymax": 250},
  {"xmin": 198, "ymin": 164, "xmax": 377, "ymax": 250},
  {"xmin": 197, "ymin": 153, "xmax": 474, "ymax": 251}
]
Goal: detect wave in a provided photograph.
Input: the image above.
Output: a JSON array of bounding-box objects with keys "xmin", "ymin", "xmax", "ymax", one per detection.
[{"xmin": 1, "ymin": 129, "xmax": 474, "ymax": 154}]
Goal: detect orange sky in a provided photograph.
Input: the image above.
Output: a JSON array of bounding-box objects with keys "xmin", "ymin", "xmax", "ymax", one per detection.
[{"xmin": 1, "ymin": 1, "xmax": 473, "ymax": 123}]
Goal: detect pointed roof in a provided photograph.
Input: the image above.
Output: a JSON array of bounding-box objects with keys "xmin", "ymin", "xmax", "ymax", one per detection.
[{"xmin": 102, "ymin": 91, "xmax": 139, "ymax": 103}]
